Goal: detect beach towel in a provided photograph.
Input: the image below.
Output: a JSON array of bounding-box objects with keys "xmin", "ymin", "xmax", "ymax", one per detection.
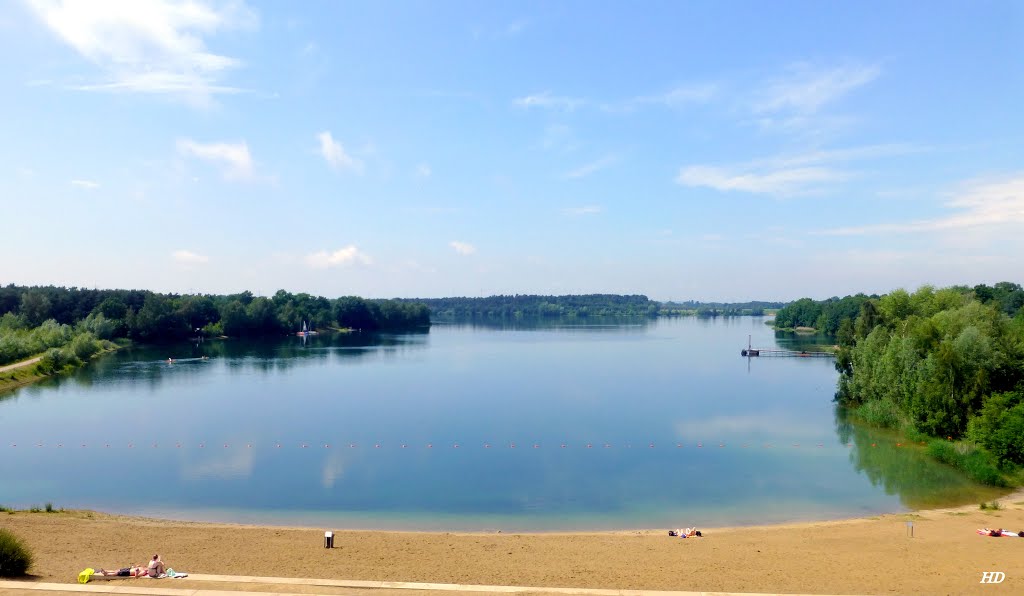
[
  {"xmin": 976, "ymin": 529, "xmax": 1018, "ymax": 537},
  {"xmin": 78, "ymin": 568, "xmax": 94, "ymax": 584}
]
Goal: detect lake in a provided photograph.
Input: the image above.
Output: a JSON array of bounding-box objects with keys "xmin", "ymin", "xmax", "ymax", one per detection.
[{"xmin": 0, "ymin": 316, "xmax": 1001, "ymax": 531}]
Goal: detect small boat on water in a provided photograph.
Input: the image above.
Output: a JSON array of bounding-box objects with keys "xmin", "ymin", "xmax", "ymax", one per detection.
[{"xmin": 296, "ymin": 320, "xmax": 319, "ymax": 337}]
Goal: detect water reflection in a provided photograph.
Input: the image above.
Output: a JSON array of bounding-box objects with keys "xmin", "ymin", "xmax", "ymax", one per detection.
[
  {"xmin": 434, "ymin": 316, "xmax": 653, "ymax": 332},
  {"xmin": 0, "ymin": 317, "xmax": 1005, "ymax": 530},
  {"xmin": 835, "ymin": 408, "xmax": 1003, "ymax": 508}
]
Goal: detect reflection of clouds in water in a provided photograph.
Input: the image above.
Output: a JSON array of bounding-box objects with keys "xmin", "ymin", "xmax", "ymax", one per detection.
[
  {"xmin": 183, "ymin": 445, "xmax": 255, "ymax": 480},
  {"xmin": 674, "ymin": 414, "xmax": 825, "ymax": 442},
  {"xmin": 321, "ymin": 451, "xmax": 345, "ymax": 488}
]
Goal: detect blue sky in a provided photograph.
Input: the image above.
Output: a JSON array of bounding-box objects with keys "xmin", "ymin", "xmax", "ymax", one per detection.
[{"xmin": 1, "ymin": 1, "xmax": 1021, "ymax": 301}]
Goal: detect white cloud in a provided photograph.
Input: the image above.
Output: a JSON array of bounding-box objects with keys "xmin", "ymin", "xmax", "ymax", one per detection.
[
  {"xmin": 517, "ymin": 84, "xmax": 715, "ymax": 114},
  {"xmin": 676, "ymin": 144, "xmax": 922, "ymax": 196},
  {"xmin": 172, "ymin": 249, "xmax": 209, "ymax": 264},
  {"xmin": 628, "ymin": 84, "xmax": 717, "ymax": 108},
  {"xmin": 677, "ymin": 165, "xmax": 845, "ymax": 196},
  {"xmin": 26, "ymin": 0, "xmax": 258, "ymax": 105},
  {"xmin": 514, "ymin": 92, "xmax": 585, "ymax": 111},
  {"xmin": 449, "ymin": 241, "xmax": 476, "ymax": 255},
  {"xmin": 415, "ymin": 163, "xmax": 432, "ymax": 178},
  {"xmin": 820, "ymin": 175, "xmax": 1024, "ymax": 235},
  {"xmin": 317, "ymin": 131, "xmax": 363, "ymax": 173},
  {"xmin": 304, "ymin": 246, "xmax": 372, "ymax": 268},
  {"xmin": 177, "ymin": 138, "xmax": 253, "ymax": 180},
  {"xmin": 755, "ymin": 63, "xmax": 880, "ymax": 114},
  {"xmin": 564, "ymin": 155, "xmax": 617, "ymax": 179},
  {"xmin": 70, "ymin": 179, "xmax": 100, "ymax": 189},
  {"xmin": 563, "ymin": 205, "xmax": 603, "ymax": 216}
]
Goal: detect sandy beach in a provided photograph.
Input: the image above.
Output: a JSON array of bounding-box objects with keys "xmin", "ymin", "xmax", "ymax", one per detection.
[{"xmin": 2, "ymin": 493, "xmax": 1023, "ymax": 596}]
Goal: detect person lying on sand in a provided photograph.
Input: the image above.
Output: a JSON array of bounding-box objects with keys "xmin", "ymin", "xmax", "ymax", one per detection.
[
  {"xmin": 668, "ymin": 527, "xmax": 702, "ymax": 537},
  {"xmin": 96, "ymin": 565, "xmax": 147, "ymax": 577},
  {"xmin": 979, "ymin": 528, "xmax": 1023, "ymax": 537}
]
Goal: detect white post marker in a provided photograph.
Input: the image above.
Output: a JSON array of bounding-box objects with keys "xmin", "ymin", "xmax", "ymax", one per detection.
[{"xmin": 324, "ymin": 531, "xmax": 334, "ymax": 548}]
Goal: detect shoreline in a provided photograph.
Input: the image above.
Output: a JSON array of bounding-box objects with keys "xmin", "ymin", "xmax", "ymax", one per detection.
[
  {"xmin": 3, "ymin": 492, "xmax": 1024, "ymax": 595},
  {"xmin": 14, "ymin": 485, "xmax": 1024, "ymax": 535}
]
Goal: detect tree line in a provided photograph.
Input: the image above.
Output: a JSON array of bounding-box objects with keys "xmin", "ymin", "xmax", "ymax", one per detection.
[
  {"xmin": 0, "ymin": 285, "xmax": 431, "ymax": 366},
  {"xmin": 781, "ymin": 282, "xmax": 1024, "ymax": 483},
  {"xmin": 660, "ymin": 300, "xmax": 785, "ymax": 317},
  {"xmin": 401, "ymin": 294, "xmax": 661, "ymax": 319}
]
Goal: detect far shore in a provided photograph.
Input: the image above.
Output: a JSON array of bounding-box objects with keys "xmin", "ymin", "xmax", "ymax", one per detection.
[{"xmin": 3, "ymin": 490, "xmax": 1024, "ymax": 595}]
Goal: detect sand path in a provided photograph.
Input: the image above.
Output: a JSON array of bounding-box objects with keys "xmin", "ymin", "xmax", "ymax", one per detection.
[{"xmin": 0, "ymin": 357, "xmax": 41, "ymax": 374}]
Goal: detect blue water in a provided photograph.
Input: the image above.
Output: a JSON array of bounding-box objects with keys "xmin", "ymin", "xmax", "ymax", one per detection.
[{"xmin": 0, "ymin": 317, "xmax": 994, "ymax": 530}]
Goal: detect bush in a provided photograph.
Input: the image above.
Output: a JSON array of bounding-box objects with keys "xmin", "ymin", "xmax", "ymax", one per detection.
[
  {"xmin": 0, "ymin": 528, "xmax": 33, "ymax": 577},
  {"xmin": 855, "ymin": 399, "xmax": 905, "ymax": 429},
  {"xmin": 35, "ymin": 347, "xmax": 79, "ymax": 375},
  {"xmin": 967, "ymin": 390, "xmax": 1024, "ymax": 467},
  {"xmin": 69, "ymin": 333, "xmax": 100, "ymax": 361},
  {"xmin": 927, "ymin": 440, "xmax": 1007, "ymax": 487}
]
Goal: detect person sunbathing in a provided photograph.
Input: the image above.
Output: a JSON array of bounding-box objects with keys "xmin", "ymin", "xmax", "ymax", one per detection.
[
  {"xmin": 96, "ymin": 565, "xmax": 147, "ymax": 577},
  {"xmin": 668, "ymin": 527, "xmax": 702, "ymax": 537}
]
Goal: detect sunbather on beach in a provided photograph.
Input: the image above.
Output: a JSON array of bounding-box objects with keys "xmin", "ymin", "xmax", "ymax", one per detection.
[
  {"xmin": 148, "ymin": 554, "xmax": 166, "ymax": 577},
  {"xmin": 96, "ymin": 565, "xmax": 147, "ymax": 577},
  {"xmin": 669, "ymin": 527, "xmax": 702, "ymax": 537}
]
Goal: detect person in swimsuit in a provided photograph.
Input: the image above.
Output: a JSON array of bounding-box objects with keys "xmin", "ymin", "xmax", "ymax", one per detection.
[{"xmin": 148, "ymin": 554, "xmax": 166, "ymax": 577}]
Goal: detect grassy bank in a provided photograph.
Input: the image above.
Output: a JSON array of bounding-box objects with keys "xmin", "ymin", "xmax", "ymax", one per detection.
[{"xmin": 0, "ymin": 342, "xmax": 124, "ymax": 395}]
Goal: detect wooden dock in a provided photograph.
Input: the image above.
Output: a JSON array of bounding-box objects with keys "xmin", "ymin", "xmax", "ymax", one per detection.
[{"xmin": 741, "ymin": 348, "xmax": 833, "ymax": 358}]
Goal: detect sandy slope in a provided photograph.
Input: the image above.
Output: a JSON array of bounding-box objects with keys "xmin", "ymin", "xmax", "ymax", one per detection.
[{"xmin": 2, "ymin": 493, "xmax": 1023, "ymax": 595}]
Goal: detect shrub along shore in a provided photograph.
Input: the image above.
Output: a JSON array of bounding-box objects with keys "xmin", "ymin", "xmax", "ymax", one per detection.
[{"xmin": 774, "ymin": 282, "xmax": 1024, "ymax": 487}]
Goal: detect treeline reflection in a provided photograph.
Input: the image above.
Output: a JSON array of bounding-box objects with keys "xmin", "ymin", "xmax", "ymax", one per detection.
[
  {"xmin": 834, "ymin": 408, "xmax": 1004, "ymax": 509},
  {"xmin": 43, "ymin": 330, "xmax": 430, "ymax": 391}
]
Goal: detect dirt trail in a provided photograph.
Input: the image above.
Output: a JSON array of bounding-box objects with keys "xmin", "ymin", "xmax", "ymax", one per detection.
[{"xmin": 0, "ymin": 356, "xmax": 41, "ymax": 373}]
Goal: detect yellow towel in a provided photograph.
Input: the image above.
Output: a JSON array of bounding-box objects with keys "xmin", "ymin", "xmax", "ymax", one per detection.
[{"xmin": 78, "ymin": 568, "xmax": 95, "ymax": 584}]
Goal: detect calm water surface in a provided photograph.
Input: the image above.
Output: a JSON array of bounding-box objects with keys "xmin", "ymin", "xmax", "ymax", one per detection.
[{"xmin": 0, "ymin": 317, "xmax": 999, "ymax": 530}]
